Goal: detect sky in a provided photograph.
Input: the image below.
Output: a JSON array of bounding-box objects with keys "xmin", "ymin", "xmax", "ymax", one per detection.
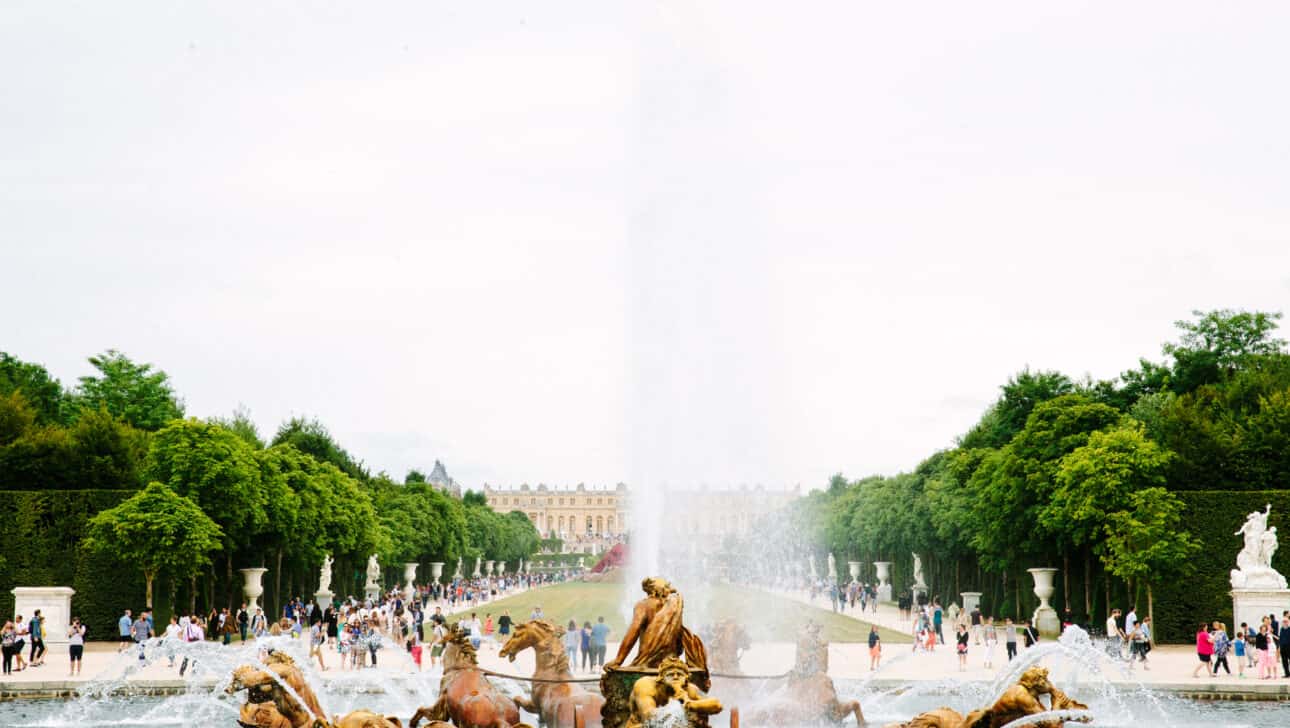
[{"xmin": 3, "ymin": 2, "xmax": 1289, "ymax": 492}]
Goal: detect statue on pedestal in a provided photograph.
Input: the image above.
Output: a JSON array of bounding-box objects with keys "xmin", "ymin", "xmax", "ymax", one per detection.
[
  {"xmin": 365, "ymin": 554, "xmax": 381, "ymax": 592},
  {"xmin": 318, "ymin": 554, "xmax": 333, "ymax": 593},
  {"xmin": 607, "ymin": 577, "xmax": 707, "ymax": 671},
  {"xmin": 827, "ymin": 553, "xmax": 837, "ymax": 583},
  {"xmin": 911, "ymin": 552, "xmax": 927, "ymax": 589},
  {"xmin": 1231, "ymin": 504, "xmax": 1288, "ymax": 590}
]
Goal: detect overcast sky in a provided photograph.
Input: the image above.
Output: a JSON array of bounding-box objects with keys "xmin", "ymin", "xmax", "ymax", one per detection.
[{"xmin": 4, "ymin": 2, "xmax": 1289, "ymax": 491}]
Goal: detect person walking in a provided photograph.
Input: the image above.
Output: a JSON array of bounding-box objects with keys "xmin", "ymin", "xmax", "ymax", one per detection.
[
  {"xmin": 932, "ymin": 600, "xmax": 945, "ymax": 645},
  {"xmin": 1004, "ymin": 618, "xmax": 1018, "ymax": 661},
  {"xmin": 1192, "ymin": 623, "xmax": 1214, "ymax": 678},
  {"xmin": 498, "ymin": 610, "xmax": 513, "ymax": 640},
  {"xmin": 1105, "ymin": 609, "xmax": 1124, "ymax": 660},
  {"xmin": 131, "ymin": 611, "xmax": 151, "ymax": 663},
  {"xmin": 310, "ymin": 620, "xmax": 328, "ymax": 672},
  {"xmin": 955, "ymin": 624, "xmax": 969, "ymax": 671},
  {"xmin": 868, "ymin": 625, "xmax": 882, "ymax": 671},
  {"xmin": 1233, "ymin": 628, "xmax": 1247, "ymax": 678},
  {"xmin": 983, "ymin": 617, "xmax": 997, "ymax": 669},
  {"xmin": 1211, "ymin": 621, "xmax": 1230, "ymax": 676},
  {"xmin": 970, "ymin": 605, "xmax": 983, "ymax": 645},
  {"xmin": 580, "ymin": 621, "xmax": 593, "ymax": 672},
  {"xmin": 562, "ymin": 620, "xmax": 579, "ymax": 667},
  {"xmin": 68, "ymin": 617, "xmax": 86, "ymax": 676},
  {"xmin": 28, "ymin": 609, "xmax": 45, "ymax": 667},
  {"xmin": 1279, "ymin": 616, "xmax": 1290, "ymax": 678},
  {"xmin": 2, "ymin": 620, "xmax": 15, "ymax": 675},
  {"xmin": 1255, "ymin": 624, "xmax": 1274, "ymax": 679},
  {"xmin": 237, "ymin": 603, "xmax": 249, "ymax": 642},
  {"xmin": 591, "ymin": 617, "xmax": 610, "ymax": 669},
  {"xmin": 118, "ymin": 609, "xmax": 133, "ymax": 652},
  {"xmin": 1022, "ymin": 620, "xmax": 1039, "ymax": 650},
  {"xmin": 162, "ymin": 615, "xmax": 182, "ymax": 668}
]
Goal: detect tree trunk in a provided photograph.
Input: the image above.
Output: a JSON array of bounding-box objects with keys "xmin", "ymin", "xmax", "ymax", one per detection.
[
  {"xmin": 226, "ymin": 551, "xmax": 235, "ymax": 609},
  {"xmin": 189, "ymin": 576, "xmax": 198, "ymax": 615},
  {"xmin": 1146, "ymin": 582, "xmax": 1155, "ymax": 647},
  {"xmin": 1104, "ymin": 572, "xmax": 1111, "ymax": 624},
  {"xmin": 955, "ymin": 560, "xmax": 961, "ymax": 598},
  {"xmin": 1062, "ymin": 554, "xmax": 1070, "ymax": 612},
  {"xmin": 1014, "ymin": 569, "xmax": 1021, "ymax": 620},
  {"xmin": 274, "ymin": 549, "xmax": 283, "ymax": 620},
  {"xmin": 145, "ymin": 571, "xmax": 155, "ymax": 609},
  {"xmin": 1084, "ymin": 549, "xmax": 1092, "ymax": 617}
]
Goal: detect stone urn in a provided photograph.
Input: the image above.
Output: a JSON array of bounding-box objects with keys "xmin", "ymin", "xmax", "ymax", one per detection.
[
  {"xmin": 485, "ymin": 560, "xmax": 495, "ymax": 576},
  {"xmin": 240, "ymin": 568, "xmax": 268, "ymax": 611},
  {"xmin": 1028, "ymin": 567, "xmax": 1060, "ymax": 637},
  {"xmin": 403, "ymin": 563, "xmax": 418, "ymax": 602},
  {"xmin": 497, "ymin": 562, "xmax": 507, "ymax": 577},
  {"xmin": 848, "ymin": 561, "xmax": 861, "ymax": 583},
  {"xmin": 874, "ymin": 561, "xmax": 893, "ymax": 602}
]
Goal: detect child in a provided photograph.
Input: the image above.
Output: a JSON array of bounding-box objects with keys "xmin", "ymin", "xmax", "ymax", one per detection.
[
  {"xmin": 983, "ymin": 617, "xmax": 997, "ymax": 669},
  {"xmin": 1233, "ymin": 630, "xmax": 1246, "ymax": 678},
  {"xmin": 868, "ymin": 625, "xmax": 881, "ymax": 671}
]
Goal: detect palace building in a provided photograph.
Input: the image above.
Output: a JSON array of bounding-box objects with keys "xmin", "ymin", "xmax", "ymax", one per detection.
[{"xmin": 482, "ymin": 482, "xmax": 801, "ymax": 546}]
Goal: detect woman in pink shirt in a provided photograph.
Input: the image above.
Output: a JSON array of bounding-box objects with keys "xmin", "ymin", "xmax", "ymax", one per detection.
[{"xmin": 1191, "ymin": 623, "xmax": 1213, "ymax": 678}]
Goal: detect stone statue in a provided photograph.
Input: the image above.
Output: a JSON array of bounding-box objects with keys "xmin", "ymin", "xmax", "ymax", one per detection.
[
  {"xmin": 454, "ymin": 557, "xmax": 463, "ymax": 579},
  {"xmin": 1231, "ymin": 504, "xmax": 1287, "ymax": 590},
  {"xmin": 365, "ymin": 554, "xmax": 381, "ymax": 591},
  {"xmin": 607, "ymin": 577, "xmax": 707, "ymax": 671},
  {"xmin": 319, "ymin": 554, "xmax": 334, "ymax": 593},
  {"xmin": 473, "ymin": 556, "xmax": 482, "ymax": 578},
  {"xmin": 749, "ymin": 621, "xmax": 863, "ymax": 726},
  {"xmin": 623, "ymin": 657, "xmax": 722, "ymax": 728},
  {"xmin": 809, "ymin": 553, "xmax": 818, "ymax": 580},
  {"xmin": 827, "ymin": 553, "xmax": 837, "ymax": 583},
  {"xmin": 912, "ymin": 552, "xmax": 926, "ymax": 588}
]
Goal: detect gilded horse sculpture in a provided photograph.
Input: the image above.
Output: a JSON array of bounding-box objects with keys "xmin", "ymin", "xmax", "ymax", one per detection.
[
  {"xmin": 411, "ymin": 624, "xmax": 535, "ymax": 728},
  {"xmin": 228, "ymin": 652, "xmax": 402, "ymax": 728},
  {"xmin": 883, "ymin": 665, "xmax": 1088, "ymax": 728},
  {"xmin": 748, "ymin": 621, "xmax": 863, "ymax": 726},
  {"xmin": 498, "ymin": 620, "xmax": 605, "ymax": 728}
]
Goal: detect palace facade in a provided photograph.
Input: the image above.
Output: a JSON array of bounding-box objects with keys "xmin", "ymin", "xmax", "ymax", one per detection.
[{"xmin": 482, "ymin": 483, "xmax": 801, "ymax": 546}]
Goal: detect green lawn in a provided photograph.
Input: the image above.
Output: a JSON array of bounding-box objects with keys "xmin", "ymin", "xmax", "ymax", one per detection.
[{"xmin": 456, "ymin": 581, "xmax": 909, "ymax": 644}]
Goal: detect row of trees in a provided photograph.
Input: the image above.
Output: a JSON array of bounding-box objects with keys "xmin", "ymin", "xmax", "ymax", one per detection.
[
  {"xmin": 761, "ymin": 310, "xmax": 1290, "ymax": 633},
  {"xmin": 1, "ymin": 351, "xmax": 540, "ymax": 617}
]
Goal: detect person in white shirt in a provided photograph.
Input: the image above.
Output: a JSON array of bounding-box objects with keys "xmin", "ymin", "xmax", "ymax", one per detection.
[{"xmin": 163, "ymin": 616, "xmax": 182, "ymax": 667}]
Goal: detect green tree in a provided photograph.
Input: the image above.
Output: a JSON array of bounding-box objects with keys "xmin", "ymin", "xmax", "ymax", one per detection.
[
  {"xmin": 271, "ymin": 417, "xmax": 368, "ymax": 481},
  {"xmin": 1164, "ymin": 310, "xmax": 1286, "ymax": 393},
  {"xmin": 209, "ymin": 406, "xmax": 265, "ymax": 449},
  {"xmin": 71, "ymin": 350, "xmax": 184, "ymax": 430},
  {"xmin": 0, "ymin": 390, "xmax": 36, "ymax": 445},
  {"xmin": 83, "ymin": 482, "xmax": 224, "ymax": 608},
  {"xmin": 405, "ymin": 469, "xmax": 427, "ymax": 484},
  {"xmin": 0, "ymin": 352, "xmax": 67, "ymax": 425},
  {"xmin": 146, "ymin": 419, "xmax": 266, "ymax": 606},
  {"xmin": 68, "ymin": 408, "xmax": 149, "ymax": 489},
  {"xmin": 1101, "ymin": 487, "xmax": 1201, "ymax": 634},
  {"xmin": 959, "ymin": 369, "xmax": 1075, "ymax": 449}
]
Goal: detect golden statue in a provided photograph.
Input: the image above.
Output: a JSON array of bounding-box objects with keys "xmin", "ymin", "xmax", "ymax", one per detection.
[
  {"xmin": 624, "ymin": 657, "xmax": 722, "ymax": 728},
  {"xmin": 884, "ymin": 665, "xmax": 1089, "ymax": 728},
  {"xmin": 607, "ymin": 577, "xmax": 707, "ymax": 671},
  {"xmin": 227, "ymin": 652, "xmax": 403, "ymax": 728}
]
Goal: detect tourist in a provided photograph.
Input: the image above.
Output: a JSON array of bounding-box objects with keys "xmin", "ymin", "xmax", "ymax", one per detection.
[
  {"xmin": 1233, "ymin": 628, "xmax": 1247, "ymax": 678},
  {"xmin": 483, "ymin": 613, "xmax": 494, "ymax": 647},
  {"xmin": 179, "ymin": 614, "xmax": 203, "ymax": 676},
  {"xmin": 982, "ymin": 617, "xmax": 997, "ymax": 669},
  {"xmin": 1, "ymin": 620, "xmax": 15, "ymax": 674},
  {"xmin": 1192, "ymin": 622, "xmax": 1214, "ymax": 678},
  {"xmin": 591, "ymin": 616, "xmax": 610, "ymax": 669},
  {"xmin": 12, "ymin": 615, "xmax": 28, "ymax": 671},
  {"xmin": 163, "ymin": 615, "xmax": 182, "ymax": 668},
  {"xmin": 29, "ymin": 609, "xmax": 45, "ymax": 667},
  {"xmin": 1210, "ymin": 621, "xmax": 1229, "ymax": 676},
  {"xmin": 68, "ymin": 617, "xmax": 86, "ymax": 676},
  {"xmin": 430, "ymin": 619, "xmax": 447, "ymax": 668},
  {"xmin": 1104, "ymin": 609, "xmax": 1124, "ymax": 660},
  {"xmin": 1125, "ymin": 606, "xmax": 1137, "ymax": 636},
  {"xmin": 970, "ymin": 605, "xmax": 983, "ymax": 645},
  {"xmin": 1021, "ymin": 620, "xmax": 1038, "ymax": 650},
  {"xmin": 118, "ymin": 608, "xmax": 133, "ymax": 652},
  {"xmin": 932, "ymin": 599, "xmax": 944, "ymax": 644},
  {"xmin": 563, "ymin": 619, "xmax": 579, "ymax": 665},
  {"xmin": 867, "ymin": 625, "xmax": 881, "ymax": 670},
  {"xmin": 310, "ymin": 620, "xmax": 327, "ymax": 672},
  {"xmin": 1279, "ymin": 616, "xmax": 1290, "ymax": 678},
  {"xmin": 466, "ymin": 612, "xmax": 483, "ymax": 650},
  {"xmin": 955, "ymin": 624, "xmax": 969, "ymax": 671},
  {"xmin": 1255, "ymin": 624, "xmax": 1274, "ymax": 679},
  {"xmin": 251, "ymin": 607, "xmax": 267, "ymax": 638},
  {"xmin": 237, "ymin": 603, "xmax": 249, "ymax": 642},
  {"xmin": 132, "ymin": 611, "xmax": 151, "ymax": 663},
  {"xmin": 364, "ymin": 621, "xmax": 380, "ymax": 668},
  {"xmin": 1242, "ymin": 622, "xmax": 1257, "ymax": 669},
  {"xmin": 578, "ymin": 621, "xmax": 592, "ymax": 671},
  {"xmin": 498, "ymin": 610, "xmax": 513, "ymax": 640},
  {"xmin": 530, "ymin": 605, "xmax": 544, "ymax": 621}
]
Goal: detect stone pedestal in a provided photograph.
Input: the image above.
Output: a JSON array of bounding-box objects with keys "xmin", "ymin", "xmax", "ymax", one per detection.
[
  {"xmin": 11, "ymin": 587, "xmax": 75, "ymax": 646},
  {"xmin": 961, "ymin": 591, "xmax": 982, "ymax": 615},
  {"xmin": 239, "ymin": 568, "xmax": 268, "ymax": 611},
  {"xmin": 314, "ymin": 590, "xmax": 334, "ymax": 612},
  {"xmin": 430, "ymin": 562, "xmax": 444, "ymax": 581},
  {"xmin": 1028, "ymin": 567, "xmax": 1060, "ymax": 637},
  {"xmin": 364, "ymin": 583, "xmax": 381, "ymax": 602},
  {"xmin": 402, "ymin": 563, "xmax": 418, "ymax": 602},
  {"xmin": 874, "ymin": 562, "xmax": 893, "ymax": 602},
  {"xmin": 1233, "ymin": 589, "xmax": 1290, "ymax": 635}
]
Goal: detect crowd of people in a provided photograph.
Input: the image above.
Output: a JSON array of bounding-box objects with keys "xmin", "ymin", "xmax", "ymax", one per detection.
[
  {"xmin": 1183, "ymin": 612, "xmax": 1290, "ymax": 680},
  {"xmin": 905, "ymin": 598, "xmax": 1040, "ymax": 671},
  {"xmin": 7, "ymin": 570, "xmax": 577, "ymax": 677}
]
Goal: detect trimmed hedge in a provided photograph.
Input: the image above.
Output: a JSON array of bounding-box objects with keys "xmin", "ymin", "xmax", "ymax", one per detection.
[
  {"xmin": 1151, "ymin": 490, "xmax": 1290, "ymax": 643},
  {"xmin": 0, "ymin": 490, "xmax": 146, "ymax": 640}
]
